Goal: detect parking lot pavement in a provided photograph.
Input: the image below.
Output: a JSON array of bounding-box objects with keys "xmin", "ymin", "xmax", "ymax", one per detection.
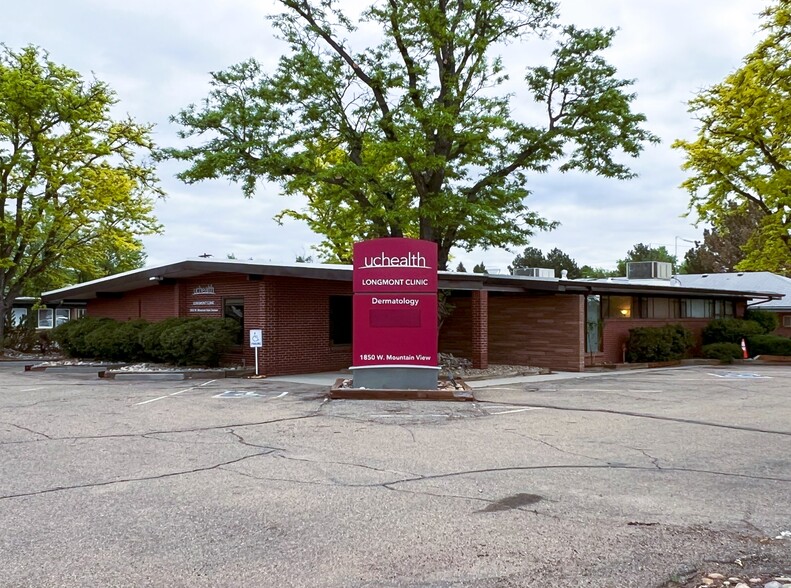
[{"xmin": 1, "ymin": 363, "xmax": 789, "ymax": 587}]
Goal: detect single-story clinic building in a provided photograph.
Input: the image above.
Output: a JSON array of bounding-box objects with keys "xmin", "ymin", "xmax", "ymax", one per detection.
[{"xmin": 39, "ymin": 258, "xmax": 783, "ymax": 374}]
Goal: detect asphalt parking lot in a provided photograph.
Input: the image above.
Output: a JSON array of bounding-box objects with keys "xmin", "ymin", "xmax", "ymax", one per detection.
[{"xmin": 1, "ymin": 362, "xmax": 789, "ymax": 587}]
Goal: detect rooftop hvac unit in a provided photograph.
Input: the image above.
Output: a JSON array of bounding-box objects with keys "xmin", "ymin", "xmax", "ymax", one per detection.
[
  {"xmin": 514, "ymin": 267, "xmax": 556, "ymax": 278},
  {"xmin": 626, "ymin": 261, "xmax": 673, "ymax": 280}
]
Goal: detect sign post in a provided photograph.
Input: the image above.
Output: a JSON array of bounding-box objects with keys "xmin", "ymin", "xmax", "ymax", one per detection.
[
  {"xmin": 249, "ymin": 329, "xmax": 263, "ymax": 376},
  {"xmin": 352, "ymin": 238, "xmax": 439, "ymax": 390}
]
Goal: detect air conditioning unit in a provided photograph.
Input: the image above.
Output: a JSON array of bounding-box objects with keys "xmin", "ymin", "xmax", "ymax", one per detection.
[
  {"xmin": 515, "ymin": 267, "xmax": 556, "ymax": 278},
  {"xmin": 626, "ymin": 261, "xmax": 673, "ymax": 280}
]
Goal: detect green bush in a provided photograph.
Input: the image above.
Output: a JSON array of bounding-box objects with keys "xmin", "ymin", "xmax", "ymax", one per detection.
[
  {"xmin": 745, "ymin": 334, "xmax": 791, "ymax": 356},
  {"xmin": 139, "ymin": 317, "xmax": 194, "ymax": 361},
  {"xmin": 51, "ymin": 316, "xmax": 114, "ymax": 357},
  {"xmin": 157, "ymin": 318, "xmax": 239, "ymax": 367},
  {"xmin": 626, "ymin": 324, "xmax": 694, "ymax": 363},
  {"xmin": 3, "ymin": 313, "xmax": 39, "ymax": 352},
  {"xmin": 701, "ymin": 318, "xmax": 764, "ymax": 345},
  {"xmin": 83, "ymin": 319, "xmax": 147, "ymax": 361},
  {"xmin": 744, "ymin": 309, "xmax": 779, "ymax": 334},
  {"xmin": 701, "ymin": 342, "xmax": 743, "ymax": 363}
]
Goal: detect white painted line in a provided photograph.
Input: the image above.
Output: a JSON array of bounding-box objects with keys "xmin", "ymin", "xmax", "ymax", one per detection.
[
  {"xmin": 273, "ymin": 391, "xmax": 288, "ymax": 399},
  {"xmin": 371, "ymin": 414, "xmax": 448, "ymax": 418},
  {"xmin": 489, "ymin": 408, "xmax": 544, "ymax": 415},
  {"xmin": 134, "ymin": 380, "xmax": 216, "ymax": 406},
  {"xmin": 20, "ymin": 387, "xmax": 45, "ymax": 392},
  {"xmin": 135, "ymin": 395, "xmax": 171, "ymax": 406}
]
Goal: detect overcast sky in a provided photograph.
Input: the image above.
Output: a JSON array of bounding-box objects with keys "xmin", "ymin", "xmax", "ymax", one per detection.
[{"xmin": 2, "ymin": 1, "xmax": 767, "ymax": 273}]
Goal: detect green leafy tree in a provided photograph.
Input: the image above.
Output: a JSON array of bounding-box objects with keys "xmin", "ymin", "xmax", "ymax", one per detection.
[
  {"xmin": 0, "ymin": 46, "xmax": 162, "ymax": 345},
  {"xmin": 616, "ymin": 243, "xmax": 677, "ymax": 276},
  {"xmin": 455, "ymin": 262, "xmax": 467, "ymax": 272},
  {"xmin": 166, "ymin": 0, "xmax": 658, "ymax": 269},
  {"xmin": 579, "ymin": 265, "xmax": 619, "ymax": 278},
  {"xmin": 678, "ymin": 204, "xmax": 761, "ymax": 274},
  {"xmin": 22, "ymin": 239, "xmax": 148, "ymax": 296},
  {"xmin": 673, "ymin": 1, "xmax": 791, "ymax": 276},
  {"xmin": 472, "ymin": 262, "xmax": 487, "ymax": 274},
  {"xmin": 509, "ymin": 246, "xmax": 581, "ymax": 278}
]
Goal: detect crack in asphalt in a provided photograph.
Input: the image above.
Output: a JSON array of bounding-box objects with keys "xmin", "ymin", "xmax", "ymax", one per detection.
[
  {"xmin": 502, "ymin": 428, "xmax": 607, "ymax": 464},
  {"xmin": 0, "ymin": 414, "xmax": 318, "ymax": 446},
  {"xmin": 0, "ymin": 450, "xmax": 275, "ymax": 501},
  {"xmin": 0, "ymin": 421, "xmax": 52, "ymax": 440},
  {"xmin": 474, "ymin": 400, "xmax": 791, "ymax": 436}
]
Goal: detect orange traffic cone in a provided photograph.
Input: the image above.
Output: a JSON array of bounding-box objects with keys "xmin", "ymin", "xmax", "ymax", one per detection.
[{"xmin": 741, "ymin": 338, "xmax": 749, "ymax": 359}]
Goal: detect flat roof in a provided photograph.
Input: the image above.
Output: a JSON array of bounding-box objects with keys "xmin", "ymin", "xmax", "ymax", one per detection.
[{"xmin": 40, "ymin": 258, "xmax": 783, "ymax": 304}]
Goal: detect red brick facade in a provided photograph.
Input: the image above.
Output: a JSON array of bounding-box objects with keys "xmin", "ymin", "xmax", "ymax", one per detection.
[
  {"xmin": 85, "ymin": 271, "xmax": 769, "ymax": 376},
  {"xmin": 439, "ymin": 291, "xmax": 586, "ymax": 372},
  {"xmin": 87, "ymin": 273, "xmax": 353, "ymax": 376}
]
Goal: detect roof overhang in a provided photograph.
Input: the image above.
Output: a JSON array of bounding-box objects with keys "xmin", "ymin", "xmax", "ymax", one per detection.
[{"xmin": 40, "ymin": 259, "xmax": 784, "ymax": 304}]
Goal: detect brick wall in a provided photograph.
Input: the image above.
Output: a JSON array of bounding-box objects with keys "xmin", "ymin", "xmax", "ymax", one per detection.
[
  {"xmin": 774, "ymin": 312, "xmax": 791, "ymax": 337},
  {"xmin": 489, "ymin": 293, "xmax": 585, "ymax": 372},
  {"xmin": 88, "ymin": 284, "xmax": 179, "ymax": 321},
  {"xmin": 87, "ymin": 274, "xmax": 353, "ymax": 376},
  {"xmin": 601, "ymin": 318, "xmax": 712, "ymax": 364},
  {"xmin": 439, "ymin": 291, "xmax": 586, "ymax": 372}
]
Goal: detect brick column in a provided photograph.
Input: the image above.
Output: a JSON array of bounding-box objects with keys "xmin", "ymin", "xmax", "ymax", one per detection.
[{"xmin": 471, "ymin": 290, "xmax": 488, "ymax": 369}]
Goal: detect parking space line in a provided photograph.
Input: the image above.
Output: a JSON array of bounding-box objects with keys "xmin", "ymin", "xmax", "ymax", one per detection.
[{"xmin": 135, "ymin": 380, "xmax": 217, "ymax": 406}]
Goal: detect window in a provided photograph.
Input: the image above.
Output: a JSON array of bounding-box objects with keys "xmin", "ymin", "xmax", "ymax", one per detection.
[
  {"xmin": 55, "ymin": 309, "xmax": 71, "ymax": 327},
  {"xmin": 11, "ymin": 308, "xmax": 28, "ymax": 326},
  {"xmin": 783, "ymin": 315, "xmax": 791, "ymax": 328},
  {"xmin": 585, "ymin": 295, "xmax": 601, "ymax": 353},
  {"xmin": 223, "ymin": 298, "xmax": 244, "ymax": 344},
  {"xmin": 73, "ymin": 308, "xmax": 86, "ymax": 320},
  {"xmin": 604, "ymin": 296, "xmax": 633, "ymax": 318},
  {"xmin": 37, "ymin": 309, "xmax": 53, "ymax": 329},
  {"xmin": 714, "ymin": 300, "xmax": 734, "ymax": 317},
  {"xmin": 682, "ymin": 299, "xmax": 711, "ymax": 318},
  {"xmin": 640, "ymin": 298, "xmax": 680, "ymax": 319},
  {"xmin": 329, "ymin": 296, "xmax": 352, "ymax": 345}
]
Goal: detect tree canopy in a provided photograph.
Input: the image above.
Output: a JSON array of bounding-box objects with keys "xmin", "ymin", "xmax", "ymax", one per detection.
[
  {"xmin": 166, "ymin": 0, "xmax": 658, "ymax": 269},
  {"xmin": 0, "ymin": 45, "xmax": 161, "ymax": 343},
  {"xmin": 616, "ymin": 243, "xmax": 676, "ymax": 276},
  {"xmin": 678, "ymin": 204, "xmax": 761, "ymax": 274},
  {"xmin": 509, "ymin": 246, "xmax": 581, "ymax": 278},
  {"xmin": 673, "ymin": 0, "xmax": 791, "ymax": 276}
]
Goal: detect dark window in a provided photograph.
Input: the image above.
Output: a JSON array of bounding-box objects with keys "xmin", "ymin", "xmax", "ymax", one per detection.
[
  {"xmin": 585, "ymin": 295, "xmax": 602, "ymax": 353},
  {"xmin": 640, "ymin": 297, "xmax": 680, "ymax": 319},
  {"xmin": 329, "ymin": 296, "xmax": 352, "ymax": 345},
  {"xmin": 224, "ymin": 298, "xmax": 244, "ymax": 345}
]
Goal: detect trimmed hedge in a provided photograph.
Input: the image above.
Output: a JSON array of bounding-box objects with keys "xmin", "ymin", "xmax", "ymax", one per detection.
[
  {"xmin": 701, "ymin": 318, "xmax": 764, "ymax": 345},
  {"xmin": 745, "ymin": 334, "xmax": 791, "ymax": 356},
  {"xmin": 744, "ymin": 309, "xmax": 780, "ymax": 334},
  {"xmin": 626, "ymin": 324, "xmax": 694, "ymax": 363},
  {"xmin": 52, "ymin": 317, "xmax": 241, "ymax": 366},
  {"xmin": 701, "ymin": 342, "xmax": 743, "ymax": 363}
]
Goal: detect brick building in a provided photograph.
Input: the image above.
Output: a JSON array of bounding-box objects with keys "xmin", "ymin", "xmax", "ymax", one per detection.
[{"xmin": 40, "ymin": 259, "xmax": 781, "ymax": 375}]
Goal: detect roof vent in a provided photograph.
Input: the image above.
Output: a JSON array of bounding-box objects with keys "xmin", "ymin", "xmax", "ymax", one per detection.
[
  {"xmin": 561, "ymin": 269, "xmax": 568, "ymax": 279},
  {"xmin": 626, "ymin": 261, "xmax": 673, "ymax": 280}
]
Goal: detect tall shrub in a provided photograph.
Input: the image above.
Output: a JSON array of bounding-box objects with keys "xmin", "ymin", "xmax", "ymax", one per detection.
[
  {"xmin": 626, "ymin": 324, "xmax": 694, "ymax": 363},
  {"xmin": 701, "ymin": 318, "xmax": 764, "ymax": 345},
  {"xmin": 744, "ymin": 309, "xmax": 779, "ymax": 334}
]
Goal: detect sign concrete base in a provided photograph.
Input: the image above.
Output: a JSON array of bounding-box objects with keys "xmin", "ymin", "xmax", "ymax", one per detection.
[{"xmin": 350, "ymin": 365, "xmax": 440, "ymax": 390}]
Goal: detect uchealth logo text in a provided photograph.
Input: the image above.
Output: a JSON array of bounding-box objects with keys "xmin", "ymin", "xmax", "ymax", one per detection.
[{"xmin": 360, "ymin": 251, "xmax": 430, "ymax": 269}]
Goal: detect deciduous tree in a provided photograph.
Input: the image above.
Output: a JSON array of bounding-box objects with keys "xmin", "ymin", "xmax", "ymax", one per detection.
[
  {"xmin": 0, "ymin": 46, "xmax": 161, "ymax": 345},
  {"xmin": 673, "ymin": 1, "xmax": 791, "ymax": 275},
  {"xmin": 166, "ymin": 0, "xmax": 657, "ymax": 269},
  {"xmin": 509, "ymin": 246, "xmax": 581, "ymax": 278}
]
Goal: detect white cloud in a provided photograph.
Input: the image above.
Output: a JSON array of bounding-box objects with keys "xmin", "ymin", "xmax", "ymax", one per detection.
[{"xmin": 2, "ymin": 0, "xmax": 767, "ymax": 272}]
